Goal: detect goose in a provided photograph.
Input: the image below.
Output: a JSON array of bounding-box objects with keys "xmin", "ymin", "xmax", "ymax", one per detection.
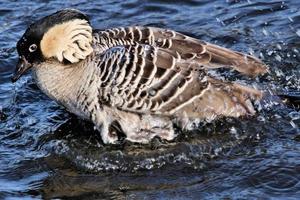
[{"xmin": 12, "ymin": 9, "xmax": 268, "ymax": 144}]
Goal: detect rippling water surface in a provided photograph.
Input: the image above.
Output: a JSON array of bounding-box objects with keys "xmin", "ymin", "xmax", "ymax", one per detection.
[{"xmin": 1, "ymin": 0, "xmax": 300, "ymax": 199}]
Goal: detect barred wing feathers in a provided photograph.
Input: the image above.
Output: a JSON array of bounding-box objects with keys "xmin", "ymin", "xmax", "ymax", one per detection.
[{"xmin": 91, "ymin": 26, "xmax": 266, "ymax": 118}]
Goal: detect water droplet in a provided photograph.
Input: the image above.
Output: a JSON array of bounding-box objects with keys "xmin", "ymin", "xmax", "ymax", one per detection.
[
  {"xmin": 296, "ymin": 29, "xmax": 300, "ymax": 37},
  {"xmin": 216, "ymin": 17, "xmax": 225, "ymax": 26},
  {"xmin": 144, "ymin": 44, "xmax": 151, "ymax": 51},
  {"xmin": 148, "ymin": 89, "xmax": 156, "ymax": 96},
  {"xmin": 256, "ymin": 133, "xmax": 260, "ymax": 140},
  {"xmin": 267, "ymin": 50, "xmax": 274, "ymax": 56},
  {"xmin": 275, "ymin": 55, "xmax": 282, "ymax": 62},
  {"xmin": 257, "ymin": 116, "xmax": 265, "ymax": 122},
  {"xmin": 274, "ymin": 114, "xmax": 282, "ymax": 119},
  {"xmin": 262, "ymin": 28, "xmax": 269, "ymax": 36},
  {"xmin": 26, "ymin": 117, "xmax": 37, "ymax": 125},
  {"xmin": 230, "ymin": 127, "xmax": 237, "ymax": 135},
  {"xmin": 290, "ymin": 121, "xmax": 298, "ymax": 129},
  {"xmin": 259, "ymin": 52, "xmax": 265, "ymax": 60},
  {"xmin": 276, "ymin": 44, "xmax": 282, "ymax": 50},
  {"xmin": 275, "ymin": 69, "xmax": 284, "ymax": 77},
  {"xmin": 111, "ymin": 86, "xmax": 118, "ymax": 94},
  {"xmin": 248, "ymin": 48, "xmax": 254, "ymax": 56},
  {"xmin": 288, "ymin": 111, "xmax": 300, "ymax": 120}
]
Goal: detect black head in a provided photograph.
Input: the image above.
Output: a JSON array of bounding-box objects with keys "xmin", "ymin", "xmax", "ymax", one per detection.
[
  {"xmin": 12, "ymin": 9, "xmax": 90, "ymax": 82},
  {"xmin": 17, "ymin": 9, "xmax": 89, "ymax": 64}
]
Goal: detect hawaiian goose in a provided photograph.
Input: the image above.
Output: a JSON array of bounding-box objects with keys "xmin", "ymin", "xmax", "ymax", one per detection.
[{"xmin": 12, "ymin": 9, "xmax": 268, "ymax": 144}]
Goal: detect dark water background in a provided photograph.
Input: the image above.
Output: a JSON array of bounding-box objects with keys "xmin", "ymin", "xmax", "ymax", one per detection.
[{"xmin": 1, "ymin": 0, "xmax": 300, "ymax": 199}]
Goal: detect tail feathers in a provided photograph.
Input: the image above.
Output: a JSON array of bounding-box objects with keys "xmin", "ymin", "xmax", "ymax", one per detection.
[
  {"xmin": 194, "ymin": 78, "xmax": 263, "ymax": 119},
  {"xmin": 205, "ymin": 43, "xmax": 269, "ymax": 76}
]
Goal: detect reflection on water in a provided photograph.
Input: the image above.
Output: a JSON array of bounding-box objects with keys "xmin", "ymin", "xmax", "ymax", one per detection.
[{"xmin": 0, "ymin": 0, "xmax": 300, "ymax": 199}]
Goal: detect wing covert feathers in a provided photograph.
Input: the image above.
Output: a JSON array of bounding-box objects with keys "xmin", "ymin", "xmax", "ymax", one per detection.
[{"xmin": 91, "ymin": 26, "xmax": 266, "ymax": 119}]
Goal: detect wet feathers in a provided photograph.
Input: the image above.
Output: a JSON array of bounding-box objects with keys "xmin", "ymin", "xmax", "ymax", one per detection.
[{"xmin": 15, "ymin": 9, "xmax": 268, "ymax": 144}]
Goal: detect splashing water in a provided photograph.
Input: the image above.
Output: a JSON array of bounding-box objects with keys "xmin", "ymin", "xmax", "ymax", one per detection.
[{"xmin": 0, "ymin": 0, "xmax": 300, "ymax": 199}]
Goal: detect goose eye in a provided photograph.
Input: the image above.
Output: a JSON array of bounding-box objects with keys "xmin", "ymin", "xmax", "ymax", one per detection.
[{"xmin": 29, "ymin": 44, "xmax": 37, "ymax": 52}]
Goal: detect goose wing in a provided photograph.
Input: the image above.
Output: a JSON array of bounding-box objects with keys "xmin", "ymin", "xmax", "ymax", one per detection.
[
  {"xmin": 92, "ymin": 26, "xmax": 265, "ymax": 118},
  {"xmin": 94, "ymin": 26, "xmax": 268, "ymax": 76}
]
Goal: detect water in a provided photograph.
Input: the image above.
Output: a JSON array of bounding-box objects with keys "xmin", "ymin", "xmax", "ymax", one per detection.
[{"xmin": 1, "ymin": 0, "xmax": 300, "ymax": 199}]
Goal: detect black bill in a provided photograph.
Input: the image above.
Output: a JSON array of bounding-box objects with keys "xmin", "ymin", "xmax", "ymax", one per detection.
[{"xmin": 11, "ymin": 56, "xmax": 32, "ymax": 82}]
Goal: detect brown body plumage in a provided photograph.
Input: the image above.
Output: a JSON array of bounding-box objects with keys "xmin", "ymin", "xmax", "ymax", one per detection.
[{"xmin": 13, "ymin": 9, "xmax": 268, "ymax": 144}]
